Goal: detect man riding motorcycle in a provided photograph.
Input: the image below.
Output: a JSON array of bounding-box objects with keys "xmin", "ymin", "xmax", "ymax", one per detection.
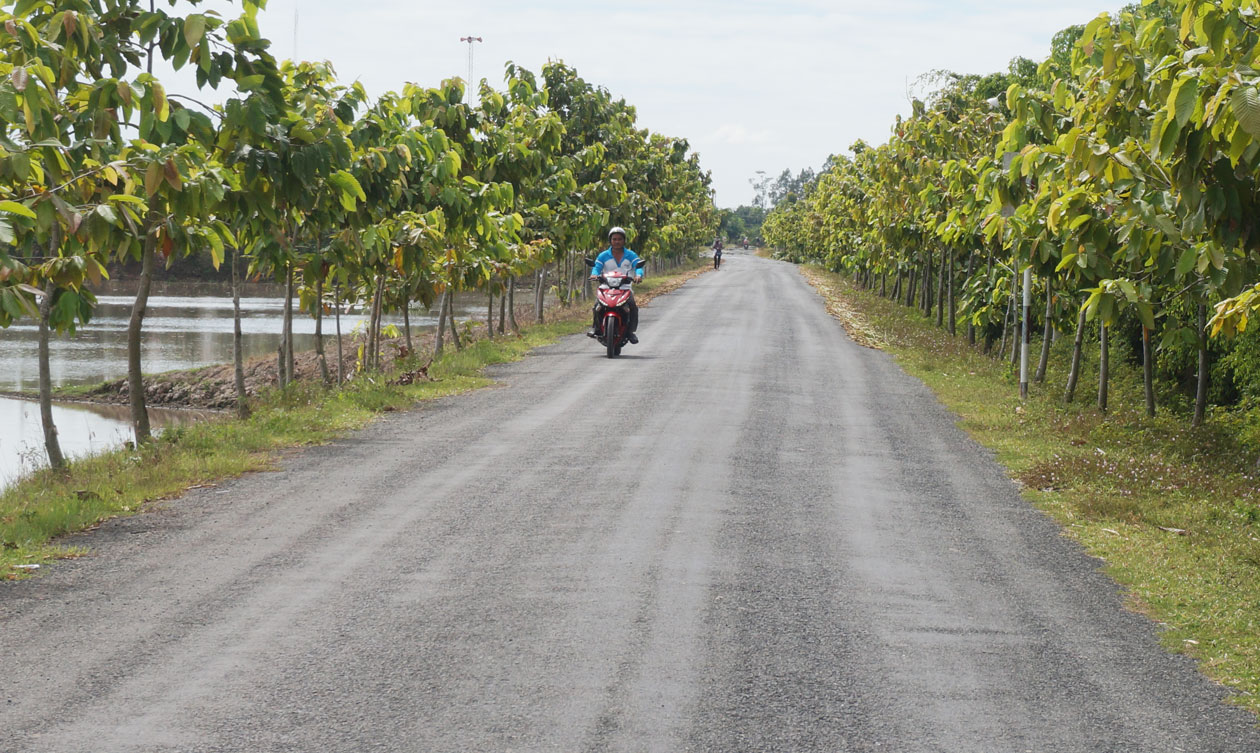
[{"xmin": 589, "ymin": 226, "xmax": 643, "ymax": 344}]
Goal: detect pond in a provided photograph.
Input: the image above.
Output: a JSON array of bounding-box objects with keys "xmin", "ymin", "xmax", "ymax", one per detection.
[{"xmin": 0, "ymin": 280, "xmax": 504, "ymax": 490}]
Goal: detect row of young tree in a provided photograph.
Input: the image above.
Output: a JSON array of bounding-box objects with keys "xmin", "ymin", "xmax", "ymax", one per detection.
[
  {"xmin": 764, "ymin": 0, "xmax": 1260, "ymax": 426},
  {"xmin": 0, "ymin": 0, "xmax": 718, "ymax": 471}
]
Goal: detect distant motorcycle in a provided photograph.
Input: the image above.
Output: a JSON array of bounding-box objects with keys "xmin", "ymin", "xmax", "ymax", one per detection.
[{"xmin": 586, "ymin": 257, "xmax": 645, "ymax": 358}]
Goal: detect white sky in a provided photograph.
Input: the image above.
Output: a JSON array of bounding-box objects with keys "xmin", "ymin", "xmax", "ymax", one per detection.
[{"xmin": 184, "ymin": 0, "xmax": 1125, "ymax": 208}]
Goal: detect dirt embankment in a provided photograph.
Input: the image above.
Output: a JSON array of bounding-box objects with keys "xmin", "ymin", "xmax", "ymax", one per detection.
[
  {"xmin": 66, "ymin": 264, "xmax": 709, "ymax": 412},
  {"xmin": 78, "ymin": 321, "xmax": 481, "ymax": 411}
]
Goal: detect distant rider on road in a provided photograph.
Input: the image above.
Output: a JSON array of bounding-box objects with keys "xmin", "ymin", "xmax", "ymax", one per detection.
[
  {"xmin": 589, "ymin": 226, "xmax": 643, "ymax": 344},
  {"xmin": 712, "ymin": 237, "xmax": 724, "ymax": 269}
]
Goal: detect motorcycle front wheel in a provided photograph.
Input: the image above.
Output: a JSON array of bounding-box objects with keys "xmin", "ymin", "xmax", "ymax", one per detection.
[{"xmin": 605, "ymin": 316, "xmax": 619, "ymax": 358}]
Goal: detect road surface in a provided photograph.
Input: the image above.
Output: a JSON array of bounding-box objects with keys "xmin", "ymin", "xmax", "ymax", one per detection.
[{"xmin": 4, "ymin": 250, "xmax": 1259, "ymax": 752}]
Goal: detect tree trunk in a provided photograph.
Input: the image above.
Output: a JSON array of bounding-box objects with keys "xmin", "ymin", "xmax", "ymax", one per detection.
[
  {"xmin": 946, "ymin": 254, "xmax": 956, "ymax": 336},
  {"xmin": 334, "ymin": 281, "xmax": 344, "ymax": 386},
  {"xmin": 1008, "ymin": 269, "xmax": 1020, "ymax": 367},
  {"xmin": 1035, "ymin": 277, "xmax": 1052, "ymax": 383},
  {"xmin": 998, "ymin": 292, "xmax": 1013, "ymax": 362},
  {"xmin": 508, "ymin": 275, "xmax": 519, "ymax": 333},
  {"xmin": 936, "ymin": 249, "xmax": 946, "ymax": 327},
  {"xmin": 283, "ymin": 265, "xmax": 295, "ymax": 385},
  {"xmin": 964, "ymin": 252, "xmax": 976, "ymax": 345},
  {"xmin": 535, "ymin": 267, "xmax": 546, "ymax": 324},
  {"xmin": 1065, "ymin": 305, "xmax": 1086, "ymax": 403},
  {"xmin": 1098, "ymin": 321, "xmax": 1109, "ymax": 413},
  {"xmin": 448, "ymin": 288, "xmax": 463, "ymax": 351},
  {"xmin": 232, "ymin": 246, "xmax": 250, "ymax": 418},
  {"xmin": 1194, "ymin": 304, "xmax": 1209, "ymax": 427},
  {"xmin": 434, "ymin": 287, "xmax": 449, "ymax": 358},
  {"xmin": 905, "ymin": 267, "xmax": 916, "ymax": 307},
  {"xmin": 880, "ymin": 269, "xmax": 887, "ymax": 298},
  {"xmin": 370, "ymin": 274, "xmax": 385, "ymax": 371},
  {"xmin": 1142, "ymin": 325, "xmax": 1156, "ymax": 418},
  {"xmin": 127, "ymin": 234, "xmax": 155, "ymax": 443},
  {"xmin": 487, "ymin": 286, "xmax": 495, "ymax": 338},
  {"xmin": 37, "ymin": 279, "xmax": 65, "ymax": 470},
  {"xmin": 315, "ymin": 276, "xmax": 330, "ymax": 386},
  {"xmin": 922, "ymin": 252, "xmax": 932, "ymax": 315},
  {"xmin": 402, "ymin": 290, "xmax": 413, "ymax": 355},
  {"xmin": 892, "ymin": 269, "xmax": 902, "ymax": 302},
  {"xmin": 498, "ymin": 281, "xmax": 507, "ymax": 334}
]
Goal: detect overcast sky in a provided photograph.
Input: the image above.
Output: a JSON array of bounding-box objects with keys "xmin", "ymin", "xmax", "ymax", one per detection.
[{"xmin": 192, "ymin": 0, "xmax": 1124, "ymax": 208}]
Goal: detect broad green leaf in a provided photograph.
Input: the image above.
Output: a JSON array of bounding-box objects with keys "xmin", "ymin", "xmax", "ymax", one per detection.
[
  {"xmin": 0, "ymin": 200, "xmax": 36, "ymax": 219},
  {"xmin": 183, "ymin": 15, "xmax": 206, "ymax": 48},
  {"xmin": 1169, "ymin": 76, "xmax": 1198, "ymax": 129},
  {"xmin": 1176, "ymin": 246, "xmax": 1197, "ymax": 277},
  {"xmin": 145, "ymin": 161, "xmax": 163, "ymax": 197},
  {"xmin": 1231, "ymin": 85, "xmax": 1260, "ymax": 139}
]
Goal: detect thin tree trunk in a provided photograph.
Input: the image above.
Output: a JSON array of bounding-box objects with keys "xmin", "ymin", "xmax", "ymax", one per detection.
[
  {"xmin": 892, "ymin": 269, "xmax": 902, "ymax": 302},
  {"xmin": 936, "ymin": 249, "xmax": 946, "ymax": 327},
  {"xmin": 508, "ymin": 275, "xmax": 519, "ymax": 333},
  {"xmin": 127, "ymin": 234, "xmax": 155, "ymax": 443},
  {"xmin": 946, "ymin": 254, "xmax": 956, "ymax": 336},
  {"xmin": 1098, "ymin": 321, "xmax": 1110, "ymax": 413},
  {"xmin": 998, "ymin": 292, "xmax": 1013, "ymax": 362},
  {"xmin": 434, "ymin": 287, "xmax": 449, "ymax": 357},
  {"xmin": 315, "ymin": 276, "xmax": 330, "ymax": 386},
  {"xmin": 37, "ymin": 279, "xmax": 64, "ymax": 469},
  {"xmin": 1194, "ymin": 304, "xmax": 1209, "ymax": 427},
  {"xmin": 535, "ymin": 267, "xmax": 546, "ymax": 324},
  {"xmin": 448, "ymin": 288, "xmax": 463, "ymax": 351},
  {"xmin": 232, "ymin": 246, "xmax": 250, "ymax": 417},
  {"xmin": 498, "ymin": 281, "xmax": 507, "ymax": 334},
  {"xmin": 487, "ymin": 286, "xmax": 495, "ymax": 338},
  {"xmin": 922, "ymin": 252, "xmax": 932, "ymax": 315},
  {"xmin": 334, "ymin": 281, "xmax": 344, "ymax": 386},
  {"xmin": 964, "ymin": 252, "xmax": 976, "ymax": 345},
  {"xmin": 1036, "ymin": 278, "xmax": 1052, "ymax": 383},
  {"xmin": 1065, "ymin": 305, "xmax": 1086, "ymax": 402},
  {"xmin": 402, "ymin": 290, "xmax": 413, "ymax": 355},
  {"xmin": 283, "ymin": 265, "xmax": 295, "ymax": 385},
  {"xmin": 1008, "ymin": 269, "xmax": 1020, "ymax": 366},
  {"xmin": 370, "ymin": 274, "xmax": 385, "ymax": 371},
  {"xmin": 1143, "ymin": 325, "xmax": 1156, "ymax": 418}
]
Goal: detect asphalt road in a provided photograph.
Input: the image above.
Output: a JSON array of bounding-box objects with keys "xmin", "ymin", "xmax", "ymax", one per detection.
[{"xmin": 4, "ymin": 251, "xmax": 1259, "ymax": 752}]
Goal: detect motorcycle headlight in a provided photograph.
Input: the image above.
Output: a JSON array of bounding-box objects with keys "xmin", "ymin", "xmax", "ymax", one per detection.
[{"xmin": 607, "ymin": 277, "xmax": 622, "ymax": 288}]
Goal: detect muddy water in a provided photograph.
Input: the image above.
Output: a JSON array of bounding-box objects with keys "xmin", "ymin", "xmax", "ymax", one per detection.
[{"xmin": 0, "ymin": 280, "xmax": 497, "ymax": 489}]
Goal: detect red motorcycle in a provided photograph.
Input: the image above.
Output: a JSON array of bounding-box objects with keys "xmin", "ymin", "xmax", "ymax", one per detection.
[{"xmin": 586, "ymin": 257, "xmax": 645, "ymax": 358}]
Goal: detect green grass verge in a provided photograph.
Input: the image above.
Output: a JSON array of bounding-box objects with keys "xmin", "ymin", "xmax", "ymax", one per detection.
[{"xmin": 803, "ymin": 265, "xmax": 1260, "ymax": 714}]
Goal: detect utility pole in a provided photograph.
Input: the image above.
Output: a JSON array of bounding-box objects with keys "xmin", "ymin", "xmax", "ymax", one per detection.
[{"xmin": 460, "ymin": 35, "xmax": 482, "ymax": 102}]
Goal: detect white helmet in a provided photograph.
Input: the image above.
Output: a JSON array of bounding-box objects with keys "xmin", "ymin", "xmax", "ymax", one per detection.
[{"xmin": 608, "ymin": 226, "xmax": 627, "ymax": 240}]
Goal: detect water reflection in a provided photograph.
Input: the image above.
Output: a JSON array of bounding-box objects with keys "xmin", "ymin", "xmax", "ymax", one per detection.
[
  {"xmin": 0, "ymin": 280, "xmax": 484, "ymax": 391},
  {"xmin": 0, "ymin": 396, "xmax": 211, "ymax": 490}
]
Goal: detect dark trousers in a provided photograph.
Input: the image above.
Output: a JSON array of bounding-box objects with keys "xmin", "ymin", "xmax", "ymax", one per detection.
[{"xmin": 594, "ymin": 294, "xmax": 638, "ymax": 334}]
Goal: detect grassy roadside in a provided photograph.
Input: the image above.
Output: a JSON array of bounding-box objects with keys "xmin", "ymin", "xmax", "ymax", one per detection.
[
  {"xmin": 1, "ymin": 260, "xmax": 709, "ymax": 579},
  {"xmin": 801, "ymin": 265, "xmax": 1260, "ymax": 714}
]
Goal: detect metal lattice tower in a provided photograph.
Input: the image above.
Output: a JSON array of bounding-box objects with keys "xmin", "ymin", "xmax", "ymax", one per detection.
[{"xmin": 460, "ymin": 36, "xmax": 482, "ymax": 101}]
